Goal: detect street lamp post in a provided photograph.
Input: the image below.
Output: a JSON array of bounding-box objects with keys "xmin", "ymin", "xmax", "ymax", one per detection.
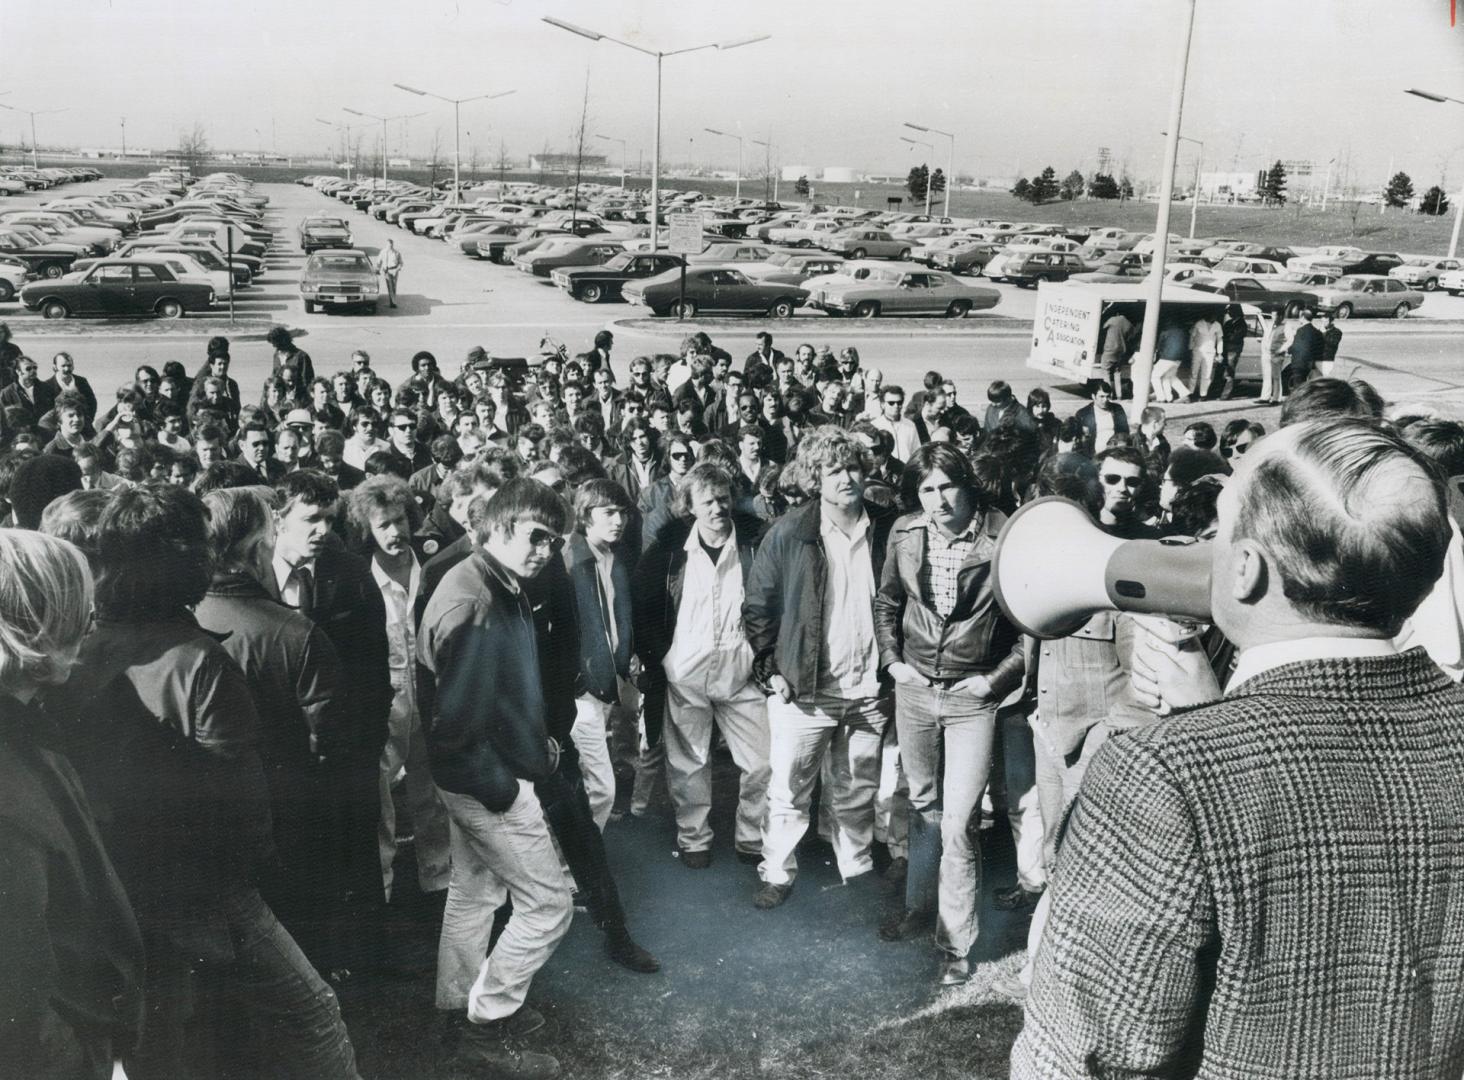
[
  {"xmin": 900, "ymin": 135, "xmax": 934, "ymax": 217},
  {"xmin": 704, "ymin": 128, "xmax": 744, "ymax": 200},
  {"xmin": 1131, "ymin": 0, "xmax": 1197, "ymax": 414},
  {"xmin": 751, "ymin": 138, "xmax": 776, "ymax": 202},
  {"xmin": 1405, "ymin": 88, "xmax": 1464, "ymax": 258},
  {"xmin": 1162, "ymin": 132, "xmax": 1204, "ymax": 238},
  {"xmin": 594, "ymin": 134, "xmax": 628, "ymax": 189},
  {"xmin": 904, "ymin": 122, "xmax": 954, "ymax": 218},
  {"xmin": 394, "ymin": 84, "xmax": 516, "ymax": 205},
  {"xmin": 543, "ymin": 17, "xmax": 769, "ymax": 251},
  {"xmin": 342, "ymin": 107, "xmax": 425, "ymax": 186},
  {"xmin": 0, "ymin": 103, "xmax": 68, "ymax": 170},
  {"xmin": 316, "ymin": 118, "xmax": 359, "ymax": 178}
]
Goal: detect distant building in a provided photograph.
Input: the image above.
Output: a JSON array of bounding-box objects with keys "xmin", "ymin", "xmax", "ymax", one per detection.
[
  {"xmin": 1199, "ymin": 170, "xmax": 1259, "ymax": 202},
  {"xmin": 822, "ymin": 166, "xmax": 857, "ymax": 183},
  {"xmin": 529, "ymin": 152, "xmax": 607, "ymax": 171}
]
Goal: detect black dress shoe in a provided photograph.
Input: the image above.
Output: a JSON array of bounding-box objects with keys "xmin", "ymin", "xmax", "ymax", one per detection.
[
  {"xmin": 680, "ymin": 849, "xmax": 712, "ymax": 869},
  {"xmin": 878, "ymin": 908, "xmax": 934, "ymax": 942},
  {"xmin": 882, "ymin": 856, "xmax": 908, "ymax": 886},
  {"xmin": 605, "ymin": 928, "xmax": 660, "ymax": 973},
  {"xmin": 753, "ymin": 882, "xmax": 793, "ymax": 909},
  {"xmin": 735, "ymin": 849, "xmax": 762, "ymax": 866}
]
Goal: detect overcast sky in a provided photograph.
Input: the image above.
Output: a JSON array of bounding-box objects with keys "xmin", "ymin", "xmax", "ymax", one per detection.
[{"xmin": 1, "ymin": 0, "xmax": 1459, "ymax": 188}]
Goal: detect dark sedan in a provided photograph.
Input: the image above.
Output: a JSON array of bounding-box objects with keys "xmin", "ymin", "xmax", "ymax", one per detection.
[
  {"xmin": 1180, "ymin": 273, "xmax": 1320, "ymax": 316},
  {"xmin": 20, "ymin": 258, "xmax": 213, "ymax": 319},
  {"xmin": 551, "ymin": 251, "xmax": 686, "ymax": 302},
  {"xmin": 622, "ymin": 265, "xmax": 807, "ymax": 318}
]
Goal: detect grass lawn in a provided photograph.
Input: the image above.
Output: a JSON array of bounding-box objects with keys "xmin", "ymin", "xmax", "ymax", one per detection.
[{"xmin": 345, "ymin": 757, "xmax": 1032, "ymax": 1079}]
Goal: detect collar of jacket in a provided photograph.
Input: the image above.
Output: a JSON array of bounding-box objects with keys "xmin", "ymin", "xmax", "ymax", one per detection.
[
  {"xmin": 205, "ymin": 571, "xmax": 275, "ymax": 601},
  {"xmin": 564, "ymin": 531, "xmax": 626, "ymax": 571},
  {"xmin": 1219, "ymin": 646, "xmax": 1451, "ymax": 704},
  {"xmin": 790, "ymin": 491, "xmax": 898, "ymax": 543},
  {"xmin": 472, "ymin": 546, "xmax": 522, "ymax": 596}
]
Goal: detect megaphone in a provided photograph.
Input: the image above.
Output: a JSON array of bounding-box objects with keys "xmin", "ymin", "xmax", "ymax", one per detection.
[{"xmin": 992, "ymin": 497, "xmax": 1214, "ymax": 639}]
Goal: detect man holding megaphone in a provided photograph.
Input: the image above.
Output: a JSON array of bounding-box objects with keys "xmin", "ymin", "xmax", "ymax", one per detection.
[{"xmin": 1010, "ymin": 418, "xmax": 1464, "ymax": 1079}]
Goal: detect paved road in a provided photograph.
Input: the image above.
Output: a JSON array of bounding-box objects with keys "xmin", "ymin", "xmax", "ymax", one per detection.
[{"xmin": 7, "ymin": 180, "xmax": 1464, "ymax": 415}]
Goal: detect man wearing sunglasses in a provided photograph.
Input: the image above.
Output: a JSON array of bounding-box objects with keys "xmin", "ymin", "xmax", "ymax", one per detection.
[{"xmin": 416, "ymin": 479, "xmax": 575, "ymax": 1079}]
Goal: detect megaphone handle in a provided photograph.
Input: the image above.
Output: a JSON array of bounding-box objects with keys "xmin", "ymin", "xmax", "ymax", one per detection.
[{"xmin": 1104, "ymin": 540, "xmax": 1214, "ymax": 622}]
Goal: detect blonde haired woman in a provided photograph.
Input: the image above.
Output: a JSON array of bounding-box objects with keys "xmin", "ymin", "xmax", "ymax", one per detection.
[{"xmin": 0, "ymin": 530, "xmax": 144, "ymax": 1078}]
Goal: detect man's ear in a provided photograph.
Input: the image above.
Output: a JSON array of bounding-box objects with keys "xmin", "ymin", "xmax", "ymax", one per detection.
[{"xmin": 1231, "ymin": 538, "xmax": 1269, "ymax": 605}]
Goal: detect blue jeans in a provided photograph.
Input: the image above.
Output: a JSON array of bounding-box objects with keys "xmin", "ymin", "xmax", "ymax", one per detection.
[
  {"xmin": 896, "ymin": 680, "xmax": 998, "ymax": 959},
  {"xmin": 124, "ymin": 887, "xmax": 360, "ymax": 1080}
]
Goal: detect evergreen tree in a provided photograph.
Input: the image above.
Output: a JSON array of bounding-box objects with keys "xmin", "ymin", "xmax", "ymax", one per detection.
[
  {"xmin": 1384, "ymin": 171, "xmax": 1415, "ymax": 209},
  {"xmin": 1420, "ymin": 184, "xmax": 1450, "ymax": 216},
  {"xmin": 1261, "ymin": 160, "xmax": 1288, "ymax": 206},
  {"xmin": 1010, "ymin": 177, "xmax": 1031, "ymax": 200},
  {"xmin": 907, "ymin": 164, "xmax": 929, "ymax": 202},
  {"xmin": 1087, "ymin": 173, "xmax": 1120, "ymax": 200},
  {"xmin": 1060, "ymin": 169, "xmax": 1085, "ymax": 201},
  {"xmin": 794, "ymin": 174, "xmax": 810, "ymax": 197},
  {"xmin": 929, "ymin": 168, "xmax": 946, "ymax": 198},
  {"xmin": 1030, "ymin": 166, "xmax": 1059, "ymax": 204}
]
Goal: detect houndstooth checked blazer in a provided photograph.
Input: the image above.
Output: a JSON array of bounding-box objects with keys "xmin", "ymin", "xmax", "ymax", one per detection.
[{"xmin": 1012, "ymin": 648, "xmax": 1464, "ymax": 1080}]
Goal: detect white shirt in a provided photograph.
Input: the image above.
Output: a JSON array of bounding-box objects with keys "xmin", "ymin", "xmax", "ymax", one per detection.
[
  {"xmin": 1395, "ymin": 516, "xmax": 1464, "ymax": 681},
  {"xmin": 272, "ymin": 550, "xmax": 316, "ymax": 610},
  {"xmin": 663, "ymin": 525, "xmax": 752, "ymax": 697},
  {"xmin": 372, "ymin": 554, "xmax": 421, "ymax": 711},
  {"xmin": 872, "ymin": 414, "xmax": 920, "ymax": 462},
  {"xmin": 818, "ymin": 511, "xmax": 882, "ymax": 699},
  {"xmin": 1092, "ymin": 405, "xmax": 1115, "ymax": 450},
  {"xmin": 630, "ymin": 454, "xmax": 656, "ymax": 489},
  {"xmin": 1190, "ymin": 318, "xmax": 1221, "ymax": 361},
  {"xmin": 586, "ymin": 538, "xmax": 621, "ymax": 655},
  {"xmin": 1227, "ymin": 635, "xmax": 1397, "ymax": 694},
  {"xmin": 343, "ymin": 435, "xmax": 386, "ymax": 470}
]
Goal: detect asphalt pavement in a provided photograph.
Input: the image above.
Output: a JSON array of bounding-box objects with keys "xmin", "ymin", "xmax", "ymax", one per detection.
[{"xmin": 5, "ymin": 179, "xmax": 1464, "ymax": 415}]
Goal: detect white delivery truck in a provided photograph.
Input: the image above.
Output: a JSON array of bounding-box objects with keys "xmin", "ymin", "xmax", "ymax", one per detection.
[{"xmin": 1026, "ymin": 280, "xmax": 1267, "ymax": 388}]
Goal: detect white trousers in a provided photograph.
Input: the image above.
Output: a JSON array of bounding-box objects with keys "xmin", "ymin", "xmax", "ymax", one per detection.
[
  {"xmin": 378, "ymin": 703, "xmax": 450, "ymax": 897},
  {"xmin": 664, "ymin": 676, "xmax": 770, "ymax": 854},
  {"xmin": 435, "ymin": 783, "xmax": 572, "ymax": 1021},
  {"xmin": 759, "ymin": 692, "xmax": 891, "ymax": 886},
  {"xmin": 571, "ymin": 694, "xmax": 617, "ymax": 831}
]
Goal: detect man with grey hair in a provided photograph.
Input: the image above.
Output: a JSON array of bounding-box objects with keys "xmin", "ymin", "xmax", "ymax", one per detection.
[{"xmin": 1014, "ymin": 418, "xmax": 1464, "ymax": 1079}]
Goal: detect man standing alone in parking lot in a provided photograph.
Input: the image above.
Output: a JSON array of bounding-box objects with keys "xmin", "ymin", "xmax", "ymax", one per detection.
[{"xmin": 379, "ymin": 239, "xmax": 403, "ymax": 309}]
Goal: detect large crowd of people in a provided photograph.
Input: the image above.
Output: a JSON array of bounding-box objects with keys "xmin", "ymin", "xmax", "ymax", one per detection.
[{"xmin": 2, "ymin": 317, "xmax": 1463, "ymax": 1080}]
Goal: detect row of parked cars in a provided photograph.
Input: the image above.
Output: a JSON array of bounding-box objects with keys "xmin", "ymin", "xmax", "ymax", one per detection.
[
  {"xmin": 10, "ymin": 169, "xmax": 274, "ymax": 319},
  {"xmin": 0, "ymin": 166, "xmax": 103, "ymax": 196}
]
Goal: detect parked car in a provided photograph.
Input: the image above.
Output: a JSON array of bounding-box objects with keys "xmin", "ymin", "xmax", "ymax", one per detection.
[
  {"xmin": 1180, "ymin": 273, "xmax": 1320, "ymax": 315},
  {"xmin": 1069, "ymin": 252, "xmax": 1152, "ymax": 284},
  {"xmin": 298, "ymin": 215, "xmax": 354, "ymax": 253},
  {"xmin": 622, "ymin": 265, "xmax": 808, "ymax": 318},
  {"xmin": 20, "ymin": 258, "xmax": 213, "ymax": 319},
  {"xmin": 1390, "ymin": 256, "xmax": 1462, "ymax": 292},
  {"xmin": 1210, "ymin": 256, "xmax": 1284, "ymax": 277},
  {"xmin": 513, "ymin": 237, "xmax": 625, "ymax": 277},
  {"xmin": 1002, "ymin": 250, "xmax": 1090, "ymax": 287},
  {"xmin": 1439, "ymin": 267, "xmax": 1464, "ymax": 296},
  {"xmin": 298, "ymin": 249, "xmax": 381, "ymax": 314},
  {"xmin": 818, "ymin": 228, "xmax": 912, "ymax": 260},
  {"xmin": 0, "ymin": 257, "xmax": 27, "ymax": 303},
  {"xmin": 931, "ymin": 241, "xmax": 1003, "ymax": 276},
  {"xmin": 1292, "ymin": 249, "xmax": 1403, "ymax": 277},
  {"xmin": 685, "ymin": 241, "xmax": 778, "ymax": 265},
  {"xmin": 1305, "ymin": 275, "xmax": 1424, "ymax": 319},
  {"xmin": 767, "ymin": 218, "xmax": 847, "ymax": 247},
  {"xmin": 808, "ymin": 266, "xmax": 1000, "ymax": 318},
  {"xmin": 0, "ymin": 228, "xmax": 82, "ymax": 279},
  {"xmin": 744, "ymin": 251, "xmax": 847, "ymax": 287},
  {"xmin": 551, "ymin": 251, "xmax": 685, "ymax": 302}
]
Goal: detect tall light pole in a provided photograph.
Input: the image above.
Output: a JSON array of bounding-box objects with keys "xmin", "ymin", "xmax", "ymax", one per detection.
[
  {"xmin": 542, "ymin": 17, "xmax": 770, "ymax": 251},
  {"xmin": 900, "ymin": 135, "xmax": 934, "ymax": 217},
  {"xmin": 904, "ymin": 121, "xmax": 954, "ymax": 218},
  {"xmin": 342, "ymin": 107, "xmax": 424, "ymax": 186},
  {"xmin": 1161, "ymin": 131, "xmax": 1204, "ymax": 238},
  {"xmin": 0, "ymin": 103, "xmax": 67, "ymax": 170},
  {"xmin": 1405, "ymin": 88, "xmax": 1464, "ymax": 258},
  {"xmin": 394, "ymin": 83, "xmax": 516, "ymax": 205},
  {"xmin": 752, "ymin": 137, "xmax": 776, "ymax": 202},
  {"xmin": 317, "ymin": 118, "xmax": 360, "ymax": 178},
  {"xmin": 120, "ymin": 116, "xmax": 126, "ymax": 158},
  {"xmin": 704, "ymin": 127, "xmax": 744, "ymax": 200},
  {"xmin": 1131, "ymin": 0, "xmax": 1197, "ymax": 414},
  {"xmin": 594, "ymin": 134, "xmax": 628, "ymax": 189}
]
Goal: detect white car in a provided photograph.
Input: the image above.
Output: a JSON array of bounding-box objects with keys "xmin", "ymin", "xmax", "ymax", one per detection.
[
  {"xmin": 1439, "ymin": 267, "xmax": 1464, "ymax": 296},
  {"xmin": 0, "ymin": 257, "xmax": 27, "ymax": 302},
  {"xmin": 1211, "ymin": 256, "xmax": 1283, "ymax": 276},
  {"xmin": 139, "ymin": 252, "xmax": 228, "ymax": 298},
  {"xmin": 1390, "ymin": 256, "xmax": 1463, "ymax": 292},
  {"xmin": 1287, "ymin": 246, "xmax": 1364, "ymax": 272},
  {"xmin": 767, "ymin": 218, "xmax": 846, "ymax": 247}
]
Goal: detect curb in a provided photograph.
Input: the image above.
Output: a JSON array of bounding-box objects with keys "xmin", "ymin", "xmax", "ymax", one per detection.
[{"xmin": 608, "ymin": 316, "xmax": 1035, "ymax": 336}]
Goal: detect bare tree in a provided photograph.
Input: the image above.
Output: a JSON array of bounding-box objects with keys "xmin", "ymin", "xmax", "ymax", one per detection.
[
  {"xmin": 427, "ymin": 128, "xmax": 445, "ymax": 190},
  {"xmin": 496, "ymin": 139, "xmax": 510, "ymax": 186},
  {"xmin": 467, "ymin": 142, "xmax": 480, "ymax": 184},
  {"xmin": 569, "ymin": 69, "xmax": 592, "ymax": 227},
  {"xmin": 176, "ymin": 122, "xmax": 210, "ymax": 173}
]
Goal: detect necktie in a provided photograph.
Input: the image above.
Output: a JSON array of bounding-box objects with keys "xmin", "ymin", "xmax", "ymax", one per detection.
[{"xmin": 290, "ymin": 565, "xmax": 315, "ymax": 621}]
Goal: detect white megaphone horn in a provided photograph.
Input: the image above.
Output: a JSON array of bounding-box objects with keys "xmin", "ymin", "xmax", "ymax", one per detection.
[{"xmin": 992, "ymin": 497, "xmax": 1215, "ymax": 640}]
